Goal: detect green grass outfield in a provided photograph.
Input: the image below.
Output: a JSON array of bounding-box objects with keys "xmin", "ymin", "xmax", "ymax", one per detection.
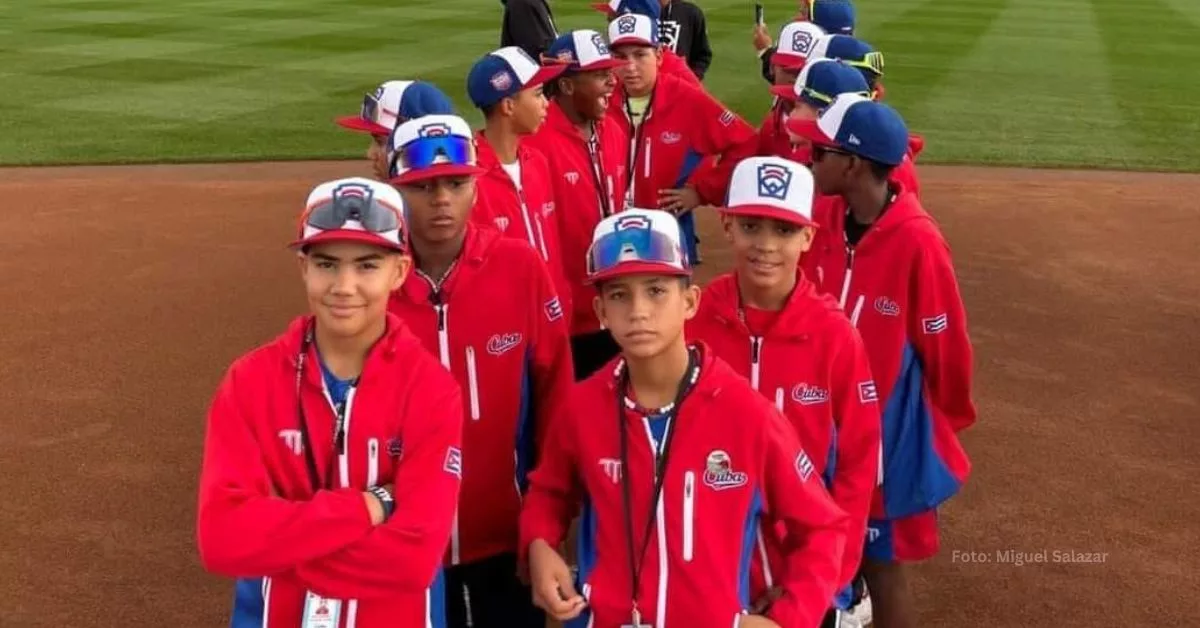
[{"xmin": 1, "ymin": 0, "xmax": 1197, "ymax": 170}]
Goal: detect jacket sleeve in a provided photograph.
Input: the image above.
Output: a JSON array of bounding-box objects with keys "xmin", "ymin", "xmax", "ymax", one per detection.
[
  {"xmin": 196, "ymin": 365, "xmax": 375, "ymax": 578},
  {"xmin": 503, "ymin": 0, "xmax": 557, "ymax": 58},
  {"xmin": 687, "ymin": 6, "xmax": 713, "ymax": 79},
  {"xmin": 518, "ymin": 396, "xmax": 583, "ymax": 561},
  {"xmin": 292, "ymin": 386, "xmax": 464, "ymax": 599},
  {"xmin": 827, "ymin": 327, "xmax": 882, "ymax": 588},
  {"xmin": 760, "ymin": 407, "xmax": 849, "ymax": 628},
  {"xmin": 908, "ymin": 235, "xmax": 977, "ymax": 433},
  {"xmin": 759, "ymin": 45, "xmax": 776, "ymax": 84},
  {"xmin": 684, "ymin": 89, "xmax": 759, "ymax": 205},
  {"xmin": 527, "ymin": 255, "xmax": 575, "ymax": 455}
]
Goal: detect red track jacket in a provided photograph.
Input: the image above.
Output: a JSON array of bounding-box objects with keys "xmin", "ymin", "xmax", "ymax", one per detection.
[
  {"xmin": 802, "ymin": 184, "xmax": 976, "ymax": 520},
  {"xmin": 661, "ymin": 48, "xmax": 702, "ymax": 88},
  {"xmin": 389, "ymin": 224, "xmax": 573, "ymax": 566},
  {"xmin": 688, "ymin": 273, "xmax": 880, "ymax": 599},
  {"xmin": 608, "ymin": 73, "xmax": 758, "ymax": 209},
  {"xmin": 472, "ymin": 130, "xmax": 573, "ymax": 317},
  {"xmin": 520, "ymin": 345, "xmax": 849, "ymax": 628},
  {"xmin": 527, "ymin": 102, "xmax": 628, "ymax": 336},
  {"xmin": 197, "ymin": 314, "xmax": 462, "ymax": 627}
]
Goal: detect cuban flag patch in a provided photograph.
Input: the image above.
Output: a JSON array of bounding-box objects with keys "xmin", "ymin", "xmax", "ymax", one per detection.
[
  {"xmin": 858, "ymin": 380, "xmax": 878, "ymax": 403},
  {"xmin": 718, "ymin": 110, "xmax": 735, "ymax": 127},
  {"xmin": 795, "ymin": 450, "xmax": 815, "ymax": 481},
  {"xmin": 443, "ymin": 446, "xmax": 462, "ymax": 478},
  {"xmin": 544, "ymin": 296, "xmax": 563, "ymax": 322},
  {"xmin": 922, "ymin": 313, "xmax": 948, "ymax": 334}
]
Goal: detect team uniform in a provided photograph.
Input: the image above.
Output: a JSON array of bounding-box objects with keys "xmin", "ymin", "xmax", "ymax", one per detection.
[
  {"xmin": 607, "ymin": 14, "xmax": 758, "ymax": 263},
  {"xmin": 387, "ymin": 116, "xmax": 575, "ymax": 625},
  {"xmin": 794, "ymin": 95, "xmax": 977, "ymax": 563},
  {"xmin": 198, "ymin": 179, "xmax": 463, "ymax": 628},
  {"xmin": 687, "ymin": 158, "xmax": 881, "ymax": 613},
  {"xmin": 527, "ymin": 31, "xmax": 630, "ymax": 376},
  {"xmin": 592, "ymin": 0, "xmax": 704, "ymax": 87},
  {"xmin": 519, "ymin": 209, "xmax": 850, "ymax": 628},
  {"xmin": 756, "ymin": 22, "xmax": 827, "ymax": 162}
]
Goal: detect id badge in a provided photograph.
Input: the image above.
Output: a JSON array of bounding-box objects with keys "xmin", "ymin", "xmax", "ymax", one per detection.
[{"xmin": 301, "ymin": 591, "xmax": 342, "ymax": 628}]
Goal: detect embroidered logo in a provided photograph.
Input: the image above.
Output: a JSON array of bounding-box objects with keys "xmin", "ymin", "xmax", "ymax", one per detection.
[
  {"xmin": 487, "ymin": 332, "xmax": 523, "ymax": 356},
  {"xmin": 542, "ymin": 201, "xmax": 555, "ymax": 216},
  {"xmin": 718, "ymin": 110, "xmax": 735, "ymax": 127},
  {"xmin": 791, "ymin": 30, "xmax": 814, "ymax": 54},
  {"xmin": 615, "ymin": 214, "xmax": 651, "ymax": 230},
  {"xmin": 386, "ymin": 437, "xmax": 403, "ymax": 458},
  {"xmin": 703, "ymin": 450, "xmax": 749, "ymax": 490},
  {"xmin": 660, "ymin": 131, "xmax": 682, "ymax": 144},
  {"xmin": 489, "ymin": 70, "xmax": 513, "ymax": 91},
  {"xmin": 418, "ymin": 122, "xmax": 451, "ymax": 138},
  {"xmin": 858, "ymin": 380, "xmax": 878, "ymax": 403},
  {"xmin": 756, "ymin": 163, "xmax": 793, "ymax": 200},
  {"xmin": 599, "ymin": 457, "xmax": 622, "ymax": 484},
  {"xmin": 791, "ymin": 383, "xmax": 830, "ymax": 406},
  {"xmin": 278, "ymin": 429, "xmax": 303, "ymax": 455},
  {"xmin": 493, "ymin": 216, "xmax": 510, "ymax": 231},
  {"xmin": 922, "ymin": 313, "xmax": 948, "ymax": 334},
  {"xmin": 443, "ymin": 446, "xmax": 463, "ymax": 478},
  {"xmin": 590, "ymin": 33, "xmax": 610, "ymax": 55},
  {"xmin": 874, "ymin": 296, "xmax": 900, "ymax": 317},
  {"xmin": 564, "ymin": 171, "xmax": 580, "ymax": 184},
  {"xmin": 616, "ymin": 15, "xmax": 638, "ymax": 35},
  {"xmin": 795, "ymin": 450, "xmax": 815, "ymax": 481},
  {"xmin": 544, "ymin": 296, "xmax": 563, "ymax": 322}
]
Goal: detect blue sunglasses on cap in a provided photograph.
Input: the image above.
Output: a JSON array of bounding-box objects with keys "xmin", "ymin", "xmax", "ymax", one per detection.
[
  {"xmin": 390, "ymin": 135, "xmax": 476, "ymax": 174},
  {"xmin": 586, "ymin": 221, "xmax": 686, "ymax": 277}
]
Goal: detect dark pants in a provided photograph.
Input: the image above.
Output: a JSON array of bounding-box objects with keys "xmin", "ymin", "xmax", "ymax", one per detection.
[
  {"xmin": 443, "ymin": 553, "xmax": 543, "ymax": 628},
  {"xmin": 570, "ymin": 330, "xmax": 620, "ymax": 382}
]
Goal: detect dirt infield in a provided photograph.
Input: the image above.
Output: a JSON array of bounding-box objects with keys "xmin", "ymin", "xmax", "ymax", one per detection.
[{"xmin": 1, "ymin": 162, "xmax": 1197, "ymax": 627}]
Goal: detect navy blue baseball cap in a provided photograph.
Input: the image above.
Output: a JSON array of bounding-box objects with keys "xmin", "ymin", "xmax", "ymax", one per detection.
[
  {"xmin": 771, "ymin": 58, "xmax": 870, "ymax": 107},
  {"xmin": 336, "ymin": 80, "xmax": 454, "ymax": 137},
  {"xmin": 787, "ymin": 93, "xmax": 909, "ymax": 166},
  {"xmin": 467, "ymin": 47, "xmax": 566, "ymax": 109},
  {"xmin": 592, "ymin": 0, "xmax": 660, "ymax": 19},
  {"xmin": 809, "ymin": 34, "xmax": 884, "ymax": 85},
  {"xmin": 811, "ymin": 0, "xmax": 856, "ymax": 35}
]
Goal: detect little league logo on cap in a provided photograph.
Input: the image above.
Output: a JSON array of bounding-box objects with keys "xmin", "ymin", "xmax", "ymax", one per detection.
[
  {"xmin": 720, "ymin": 156, "xmax": 817, "ymax": 227},
  {"xmin": 585, "ymin": 209, "xmax": 690, "ymax": 283},
  {"xmin": 292, "ymin": 177, "xmax": 406, "ymax": 252},
  {"xmin": 608, "ymin": 13, "xmax": 656, "ymax": 48},
  {"xmin": 388, "ymin": 114, "xmax": 486, "ymax": 184},
  {"xmin": 787, "ymin": 93, "xmax": 910, "ymax": 166},
  {"xmin": 547, "ymin": 30, "xmax": 624, "ymax": 72},
  {"xmin": 772, "ymin": 22, "xmax": 826, "ymax": 69},
  {"xmin": 467, "ymin": 46, "xmax": 567, "ymax": 109}
]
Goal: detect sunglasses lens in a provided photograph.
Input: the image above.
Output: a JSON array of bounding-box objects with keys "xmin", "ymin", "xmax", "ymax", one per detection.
[
  {"xmin": 307, "ymin": 189, "xmax": 399, "ymax": 234},
  {"xmin": 395, "ymin": 136, "xmax": 473, "ymax": 171},
  {"xmin": 361, "ymin": 94, "xmax": 379, "ymax": 122},
  {"xmin": 587, "ymin": 224, "xmax": 683, "ymax": 275}
]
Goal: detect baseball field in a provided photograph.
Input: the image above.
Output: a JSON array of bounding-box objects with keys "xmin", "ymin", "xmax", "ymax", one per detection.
[{"xmin": 1, "ymin": 0, "xmax": 1197, "ymax": 626}]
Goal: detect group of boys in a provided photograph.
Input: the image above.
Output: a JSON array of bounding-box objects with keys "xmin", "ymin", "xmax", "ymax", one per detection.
[{"xmin": 195, "ymin": 1, "xmax": 976, "ymax": 627}]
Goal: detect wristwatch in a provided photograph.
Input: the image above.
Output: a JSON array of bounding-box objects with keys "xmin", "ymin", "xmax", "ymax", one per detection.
[{"xmin": 368, "ymin": 485, "xmax": 395, "ymax": 521}]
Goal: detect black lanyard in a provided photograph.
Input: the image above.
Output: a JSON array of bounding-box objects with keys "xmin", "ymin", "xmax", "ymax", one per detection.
[
  {"xmin": 616, "ymin": 348, "xmax": 699, "ymax": 622},
  {"xmin": 585, "ymin": 124, "xmax": 615, "ymax": 218},
  {"xmin": 294, "ymin": 320, "xmax": 353, "ymax": 492}
]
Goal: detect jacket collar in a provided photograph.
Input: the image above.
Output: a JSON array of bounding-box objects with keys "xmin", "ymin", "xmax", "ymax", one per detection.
[
  {"xmin": 703, "ymin": 270, "xmax": 836, "ymax": 341},
  {"xmin": 281, "ymin": 312, "xmax": 413, "ymax": 389},
  {"xmin": 396, "ymin": 223, "xmax": 498, "ymax": 303}
]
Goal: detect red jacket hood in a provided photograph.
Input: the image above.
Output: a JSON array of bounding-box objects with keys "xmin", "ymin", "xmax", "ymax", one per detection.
[
  {"xmin": 700, "ymin": 272, "xmax": 842, "ymax": 341},
  {"xmin": 397, "ymin": 223, "xmax": 503, "ymax": 302}
]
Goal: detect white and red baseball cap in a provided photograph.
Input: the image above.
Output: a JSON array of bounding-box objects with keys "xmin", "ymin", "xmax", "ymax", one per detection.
[
  {"xmin": 336, "ymin": 80, "xmax": 454, "ymax": 137},
  {"xmin": 545, "ymin": 30, "xmax": 625, "ymax": 72},
  {"xmin": 466, "ymin": 47, "xmax": 567, "ymax": 109},
  {"xmin": 719, "ymin": 156, "xmax": 817, "ymax": 228},
  {"xmin": 608, "ymin": 13, "xmax": 656, "ymax": 48},
  {"xmin": 388, "ymin": 115, "xmax": 486, "ymax": 185},
  {"xmin": 586, "ymin": 209, "xmax": 690, "ymax": 284},
  {"xmin": 292, "ymin": 178, "xmax": 407, "ymax": 252},
  {"xmin": 771, "ymin": 21, "xmax": 826, "ymax": 70}
]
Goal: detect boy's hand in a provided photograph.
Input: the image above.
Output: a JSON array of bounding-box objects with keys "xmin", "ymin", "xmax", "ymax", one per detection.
[
  {"xmin": 753, "ymin": 24, "xmax": 772, "ymax": 52},
  {"xmin": 659, "ymin": 187, "xmax": 701, "ymax": 215},
  {"xmin": 529, "ymin": 539, "xmax": 586, "ymax": 620},
  {"xmin": 749, "ymin": 586, "xmax": 782, "ymax": 614},
  {"xmin": 739, "ymin": 615, "xmax": 782, "ymax": 628}
]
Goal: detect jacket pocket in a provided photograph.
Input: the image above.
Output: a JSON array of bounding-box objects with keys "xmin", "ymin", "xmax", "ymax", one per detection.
[
  {"xmin": 465, "ymin": 347, "xmax": 480, "ymax": 421},
  {"xmin": 683, "ymin": 471, "xmax": 695, "ymax": 562},
  {"xmin": 367, "ymin": 438, "xmax": 379, "ymax": 487}
]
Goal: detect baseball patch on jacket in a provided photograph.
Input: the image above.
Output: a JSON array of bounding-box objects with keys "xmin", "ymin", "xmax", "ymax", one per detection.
[
  {"xmin": 443, "ymin": 446, "xmax": 462, "ymax": 478},
  {"xmin": 544, "ymin": 296, "xmax": 563, "ymax": 322},
  {"xmin": 487, "ymin": 332, "xmax": 522, "ymax": 356},
  {"xmin": 922, "ymin": 313, "xmax": 948, "ymax": 334},
  {"xmin": 703, "ymin": 449, "xmax": 748, "ymax": 490},
  {"xmin": 795, "ymin": 450, "xmax": 815, "ymax": 481}
]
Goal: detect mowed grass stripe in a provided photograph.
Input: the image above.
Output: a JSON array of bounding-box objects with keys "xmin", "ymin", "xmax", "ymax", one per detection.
[
  {"xmin": 915, "ymin": 0, "xmax": 1138, "ymax": 168},
  {"xmin": 1091, "ymin": 0, "xmax": 1200, "ymax": 171}
]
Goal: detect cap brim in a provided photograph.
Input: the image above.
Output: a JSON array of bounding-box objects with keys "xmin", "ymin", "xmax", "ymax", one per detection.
[
  {"xmin": 786, "ymin": 118, "xmax": 839, "ymax": 148},
  {"xmin": 610, "ymin": 36, "xmax": 655, "ymax": 48},
  {"xmin": 585, "ymin": 261, "xmax": 691, "ymax": 285},
  {"xmin": 389, "ymin": 164, "xmax": 486, "ymax": 185},
  {"xmin": 590, "ymin": 2, "xmax": 616, "ymax": 14},
  {"xmin": 770, "ymin": 52, "xmax": 807, "ymax": 70},
  {"xmin": 525, "ymin": 63, "xmax": 568, "ymax": 90},
  {"xmin": 291, "ymin": 230, "xmax": 406, "ymax": 252},
  {"xmin": 770, "ymin": 84, "xmax": 798, "ymax": 101},
  {"xmin": 579, "ymin": 58, "xmax": 625, "ymax": 72},
  {"xmin": 335, "ymin": 115, "xmax": 390, "ymax": 137},
  {"xmin": 720, "ymin": 204, "xmax": 819, "ymax": 228}
]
